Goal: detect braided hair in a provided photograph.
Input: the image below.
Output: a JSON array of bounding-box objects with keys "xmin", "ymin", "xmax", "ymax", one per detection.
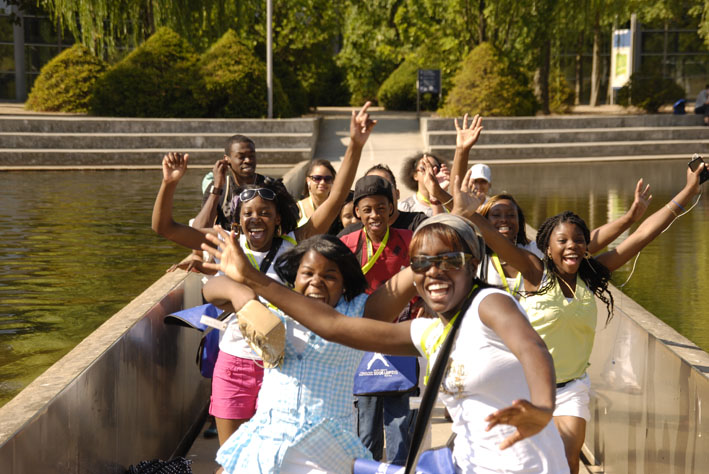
[{"xmin": 534, "ymin": 211, "xmax": 614, "ymax": 323}]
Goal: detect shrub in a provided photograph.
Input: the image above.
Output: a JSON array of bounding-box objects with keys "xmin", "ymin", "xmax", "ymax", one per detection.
[
  {"xmin": 377, "ymin": 56, "xmax": 439, "ymax": 111},
  {"xmin": 617, "ymin": 72, "xmax": 685, "ymax": 113},
  {"xmin": 195, "ymin": 30, "xmax": 293, "ymax": 118},
  {"xmin": 549, "ymin": 68, "xmax": 574, "ymax": 114},
  {"xmin": 91, "ymin": 27, "xmax": 203, "ymax": 117},
  {"xmin": 438, "ymin": 43, "xmax": 537, "ymax": 117},
  {"xmin": 26, "ymin": 44, "xmax": 107, "ymax": 113}
]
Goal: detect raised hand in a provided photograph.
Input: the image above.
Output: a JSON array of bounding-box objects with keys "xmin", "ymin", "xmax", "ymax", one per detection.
[
  {"xmin": 687, "ymin": 159, "xmax": 707, "ymax": 195},
  {"xmin": 350, "ymin": 101, "xmax": 377, "ymax": 148},
  {"xmin": 201, "ymin": 226, "xmax": 253, "ymax": 284},
  {"xmin": 212, "ymin": 158, "xmax": 229, "ymax": 189},
  {"xmin": 484, "ymin": 399, "xmax": 553, "ymax": 450},
  {"xmin": 422, "ymin": 158, "xmax": 443, "ymax": 203},
  {"xmin": 628, "ymin": 178, "xmax": 652, "ymax": 223},
  {"xmin": 436, "ymin": 162, "xmax": 451, "ymax": 190},
  {"xmin": 162, "ymin": 152, "xmax": 189, "ymax": 184},
  {"xmin": 455, "ymin": 113, "xmax": 483, "ymax": 150},
  {"xmin": 451, "ymin": 170, "xmax": 482, "ymax": 218}
]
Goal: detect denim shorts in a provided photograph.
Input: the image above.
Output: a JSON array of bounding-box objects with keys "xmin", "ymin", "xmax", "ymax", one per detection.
[{"xmin": 210, "ymin": 350, "xmax": 264, "ymax": 420}]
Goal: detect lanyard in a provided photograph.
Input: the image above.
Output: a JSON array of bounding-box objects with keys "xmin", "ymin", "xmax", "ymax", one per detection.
[
  {"xmin": 416, "ymin": 191, "xmax": 432, "ymax": 207},
  {"xmin": 491, "ymin": 253, "xmax": 522, "ymax": 295},
  {"xmin": 419, "ymin": 285, "xmax": 477, "ymax": 384},
  {"xmin": 361, "ymin": 227, "xmax": 389, "ymax": 275},
  {"xmin": 243, "ymin": 239, "xmax": 261, "ymax": 271}
]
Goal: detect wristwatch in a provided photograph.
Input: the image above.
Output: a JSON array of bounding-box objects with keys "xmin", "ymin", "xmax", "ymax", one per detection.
[{"xmin": 209, "ymin": 184, "xmax": 224, "ymax": 195}]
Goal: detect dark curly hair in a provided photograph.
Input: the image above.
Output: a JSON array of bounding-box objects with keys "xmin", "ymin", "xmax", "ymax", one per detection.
[
  {"xmin": 275, "ymin": 234, "xmax": 369, "ymax": 301},
  {"xmin": 230, "ymin": 179, "xmax": 300, "ymax": 235},
  {"xmin": 534, "ymin": 211, "xmax": 614, "ymax": 323},
  {"xmin": 478, "ymin": 194, "xmax": 530, "ymax": 255},
  {"xmin": 400, "ymin": 152, "xmax": 444, "ymax": 192}
]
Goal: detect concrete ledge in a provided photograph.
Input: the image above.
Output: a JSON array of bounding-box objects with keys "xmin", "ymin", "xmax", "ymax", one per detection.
[{"xmin": 0, "ymin": 269, "xmax": 210, "ymax": 473}]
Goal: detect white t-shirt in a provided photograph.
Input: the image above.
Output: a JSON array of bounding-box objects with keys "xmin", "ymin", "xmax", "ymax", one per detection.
[
  {"xmin": 218, "ymin": 232, "xmax": 296, "ymax": 359},
  {"xmin": 409, "ymin": 288, "xmax": 568, "ymax": 473},
  {"xmin": 398, "ymin": 194, "xmax": 434, "ymax": 216},
  {"xmin": 481, "ymin": 241, "xmax": 543, "ymax": 300}
]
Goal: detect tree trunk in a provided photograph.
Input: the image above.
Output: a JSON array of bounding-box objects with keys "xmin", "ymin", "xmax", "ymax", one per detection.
[
  {"xmin": 539, "ymin": 38, "xmax": 551, "ymax": 114},
  {"xmin": 589, "ymin": 13, "xmax": 601, "ymax": 107},
  {"xmin": 575, "ymin": 31, "xmax": 584, "ymax": 105},
  {"xmin": 478, "ymin": 0, "xmax": 486, "ymax": 43}
]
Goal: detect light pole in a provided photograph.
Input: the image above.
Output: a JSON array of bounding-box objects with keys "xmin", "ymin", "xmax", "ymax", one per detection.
[{"xmin": 266, "ymin": 0, "xmax": 273, "ymax": 118}]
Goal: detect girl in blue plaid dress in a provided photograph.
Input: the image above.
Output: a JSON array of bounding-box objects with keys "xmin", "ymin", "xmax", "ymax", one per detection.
[{"xmin": 202, "ymin": 234, "xmax": 418, "ymax": 473}]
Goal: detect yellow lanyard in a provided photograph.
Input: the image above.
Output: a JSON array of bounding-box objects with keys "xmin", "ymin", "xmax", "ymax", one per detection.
[
  {"xmin": 361, "ymin": 227, "xmax": 389, "ymax": 275},
  {"xmin": 243, "ymin": 240, "xmax": 262, "ymax": 271},
  {"xmin": 417, "ymin": 191, "xmax": 449, "ymax": 213},
  {"xmin": 491, "ymin": 253, "xmax": 522, "ymax": 295},
  {"xmin": 419, "ymin": 285, "xmax": 477, "ymax": 384}
]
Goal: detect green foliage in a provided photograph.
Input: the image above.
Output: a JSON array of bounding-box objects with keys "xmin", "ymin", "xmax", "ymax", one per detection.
[
  {"xmin": 439, "ymin": 43, "xmax": 537, "ymax": 117},
  {"xmin": 549, "ymin": 67, "xmax": 574, "ymax": 114},
  {"xmin": 617, "ymin": 72, "xmax": 686, "ymax": 113},
  {"xmin": 377, "ymin": 54, "xmax": 439, "ymax": 111},
  {"xmin": 194, "ymin": 30, "xmax": 293, "ymax": 118},
  {"xmin": 25, "ymin": 44, "xmax": 106, "ymax": 113},
  {"xmin": 91, "ymin": 27, "xmax": 202, "ymax": 117}
]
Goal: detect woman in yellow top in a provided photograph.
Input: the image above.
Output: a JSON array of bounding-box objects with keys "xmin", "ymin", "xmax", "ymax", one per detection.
[
  {"xmin": 297, "ymin": 159, "xmax": 337, "ymax": 227},
  {"xmin": 457, "ymin": 161, "xmax": 706, "ymax": 474}
]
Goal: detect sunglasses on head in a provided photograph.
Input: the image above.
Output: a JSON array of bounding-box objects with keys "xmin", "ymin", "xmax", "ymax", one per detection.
[
  {"xmin": 239, "ymin": 188, "xmax": 276, "ymax": 203},
  {"xmin": 410, "ymin": 252, "xmax": 472, "ymax": 273},
  {"xmin": 309, "ymin": 174, "xmax": 334, "ymax": 184}
]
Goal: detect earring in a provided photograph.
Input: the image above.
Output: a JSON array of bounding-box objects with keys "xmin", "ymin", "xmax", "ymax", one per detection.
[
  {"xmin": 277, "ymin": 224, "xmax": 282, "ymax": 236},
  {"xmin": 584, "ymin": 250, "xmax": 591, "ymax": 259}
]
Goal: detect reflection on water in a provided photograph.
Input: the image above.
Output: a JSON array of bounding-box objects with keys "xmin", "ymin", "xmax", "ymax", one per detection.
[
  {"xmin": 0, "ymin": 161, "xmax": 707, "ymax": 408},
  {"xmin": 0, "ymin": 170, "xmax": 203, "ymax": 406}
]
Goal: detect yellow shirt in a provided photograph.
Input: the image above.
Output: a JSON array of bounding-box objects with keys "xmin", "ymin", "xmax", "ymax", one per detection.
[{"xmin": 520, "ymin": 274, "xmax": 597, "ymax": 383}]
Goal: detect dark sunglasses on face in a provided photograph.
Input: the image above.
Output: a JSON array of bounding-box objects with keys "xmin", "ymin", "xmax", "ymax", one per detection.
[
  {"xmin": 239, "ymin": 188, "xmax": 276, "ymax": 202},
  {"xmin": 410, "ymin": 252, "xmax": 473, "ymax": 273},
  {"xmin": 309, "ymin": 174, "xmax": 334, "ymax": 184}
]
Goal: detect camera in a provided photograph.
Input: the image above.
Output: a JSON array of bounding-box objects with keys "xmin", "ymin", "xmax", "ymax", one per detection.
[{"xmin": 688, "ymin": 154, "xmax": 709, "ymax": 184}]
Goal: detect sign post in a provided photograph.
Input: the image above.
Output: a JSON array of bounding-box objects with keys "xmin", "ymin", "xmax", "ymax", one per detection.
[{"xmin": 417, "ymin": 69, "xmax": 441, "ymax": 115}]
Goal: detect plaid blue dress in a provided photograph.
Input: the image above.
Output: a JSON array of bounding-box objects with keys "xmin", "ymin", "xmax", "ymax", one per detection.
[{"xmin": 216, "ymin": 293, "xmax": 373, "ymax": 473}]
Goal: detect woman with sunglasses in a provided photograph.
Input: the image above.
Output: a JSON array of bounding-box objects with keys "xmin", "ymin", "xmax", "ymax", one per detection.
[
  {"xmin": 152, "ymin": 103, "xmax": 376, "ymax": 445},
  {"xmin": 201, "ymin": 234, "xmax": 416, "ymax": 473},
  {"xmin": 297, "ymin": 159, "xmax": 337, "ymax": 227},
  {"xmin": 202, "ymin": 212, "xmax": 569, "ymax": 473}
]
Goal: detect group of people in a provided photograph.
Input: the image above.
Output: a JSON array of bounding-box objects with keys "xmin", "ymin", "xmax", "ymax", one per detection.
[{"xmin": 152, "ymin": 104, "xmax": 706, "ymax": 474}]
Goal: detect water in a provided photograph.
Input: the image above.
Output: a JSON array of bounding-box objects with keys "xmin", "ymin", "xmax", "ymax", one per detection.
[
  {"xmin": 0, "ymin": 161, "xmax": 707, "ymax": 408},
  {"xmin": 0, "ymin": 170, "xmax": 204, "ymax": 406}
]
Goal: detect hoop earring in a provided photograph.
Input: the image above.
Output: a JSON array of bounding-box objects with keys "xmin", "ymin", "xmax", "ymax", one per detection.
[
  {"xmin": 584, "ymin": 250, "xmax": 591, "ymax": 259},
  {"xmin": 277, "ymin": 224, "xmax": 282, "ymax": 236}
]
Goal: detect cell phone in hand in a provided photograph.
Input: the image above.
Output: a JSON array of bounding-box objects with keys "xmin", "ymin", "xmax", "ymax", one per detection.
[{"xmin": 688, "ymin": 154, "xmax": 709, "ymax": 184}]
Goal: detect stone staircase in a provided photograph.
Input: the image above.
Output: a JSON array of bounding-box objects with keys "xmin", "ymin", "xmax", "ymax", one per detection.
[
  {"xmin": 423, "ymin": 114, "xmax": 709, "ymax": 164},
  {"xmin": 0, "ymin": 116, "xmax": 320, "ymax": 173}
]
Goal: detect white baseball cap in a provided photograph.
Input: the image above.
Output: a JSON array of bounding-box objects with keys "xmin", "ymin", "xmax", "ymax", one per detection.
[{"xmin": 469, "ymin": 163, "xmax": 492, "ymax": 183}]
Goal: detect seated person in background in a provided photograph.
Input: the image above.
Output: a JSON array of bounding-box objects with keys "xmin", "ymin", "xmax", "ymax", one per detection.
[
  {"xmin": 297, "ymin": 159, "xmax": 337, "ymax": 226},
  {"xmin": 469, "ymin": 163, "xmax": 492, "ymax": 204},
  {"xmin": 399, "ymin": 152, "xmax": 451, "ymax": 216},
  {"xmin": 695, "ymin": 83, "xmax": 709, "ymax": 126}
]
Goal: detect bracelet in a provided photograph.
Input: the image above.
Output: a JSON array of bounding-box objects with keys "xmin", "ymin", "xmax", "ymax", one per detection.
[
  {"xmin": 666, "ymin": 204, "xmax": 679, "ymax": 217},
  {"xmin": 209, "ymin": 185, "xmax": 224, "ymax": 196},
  {"xmin": 442, "ymin": 197, "xmax": 454, "ymax": 207},
  {"xmin": 671, "ymin": 199, "xmax": 686, "ymax": 212}
]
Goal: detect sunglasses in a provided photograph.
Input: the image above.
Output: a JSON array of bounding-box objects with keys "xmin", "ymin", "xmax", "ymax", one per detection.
[
  {"xmin": 410, "ymin": 252, "xmax": 472, "ymax": 273},
  {"xmin": 239, "ymin": 188, "xmax": 276, "ymax": 202},
  {"xmin": 309, "ymin": 175, "xmax": 334, "ymax": 184}
]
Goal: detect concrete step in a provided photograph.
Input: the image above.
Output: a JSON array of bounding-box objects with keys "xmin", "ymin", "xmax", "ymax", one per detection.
[
  {"xmin": 427, "ymin": 126, "xmax": 709, "ymax": 146},
  {"xmin": 0, "ymin": 132, "xmax": 314, "ymax": 149},
  {"xmin": 423, "ymin": 114, "xmax": 704, "ymax": 131},
  {"xmin": 0, "ymin": 148, "xmax": 312, "ymax": 166},
  {"xmin": 0, "ymin": 116, "xmax": 320, "ymax": 134},
  {"xmin": 430, "ymin": 140, "xmax": 709, "ymax": 161}
]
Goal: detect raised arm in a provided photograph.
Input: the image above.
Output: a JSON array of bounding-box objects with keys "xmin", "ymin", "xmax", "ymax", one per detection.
[
  {"xmin": 587, "ymin": 178, "xmax": 652, "ymax": 253},
  {"xmin": 201, "ymin": 226, "xmax": 418, "ymax": 356},
  {"xmin": 596, "ymin": 163, "xmax": 704, "ymax": 272},
  {"xmin": 192, "ymin": 158, "xmax": 229, "ymax": 229},
  {"xmin": 478, "ymin": 293, "xmax": 556, "ymax": 449},
  {"xmin": 295, "ymin": 102, "xmax": 377, "ymax": 240},
  {"xmin": 450, "ymin": 113, "xmax": 483, "ymax": 193},
  {"xmin": 151, "ymin": 152, "xmax": 213, "ymax": 251},
  {"xmin": 363, "ymin": 267, "xmax": 418, "ymax": 322},
  {"xmin": 452, "ymin": 172, "xmax": 544, "ymax": 289}
]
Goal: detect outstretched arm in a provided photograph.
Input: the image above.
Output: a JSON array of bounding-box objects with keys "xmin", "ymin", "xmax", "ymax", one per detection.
[
  {"xmin": 452, "ymin": 172, "xmax": 544, "ymax": 289},
  {"xmin": 151, "ymin": 152, "xmax": 213, "ymax": 251},
  {"xmin": 597, "ymin": 162, "xmax": 705, "ymax": 272},
  {"xmin": 201, "ymin": 226, "xmax": 418, "ymax": 356},
  {"xmin": 202, "ymin": 275, "xmax": 257, "ymax": 313},
  {"xmin": 450, "ymin": 114, "xmax": 484, "ymax": 194},
  {"xmin": 296, "ymin": 102, "xmax": 377, "ymax": 240},
  {"xmin": 478, "ymin": 293, "xmax": 556, "ymax": 450},
  {"xmin": 588, "ymin": 178, "xmax": 652, "ymax": 253},
  {"xmin": 192, "ymin": 158, "xmax": 229, "ymax": 229}
]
